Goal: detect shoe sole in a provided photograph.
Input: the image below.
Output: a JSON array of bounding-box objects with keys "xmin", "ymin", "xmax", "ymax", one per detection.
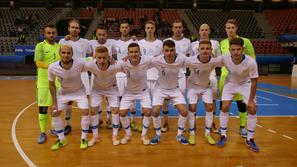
[{"xmin": 246, "ymin": 143, "xmax": 260, "ymax": 153}]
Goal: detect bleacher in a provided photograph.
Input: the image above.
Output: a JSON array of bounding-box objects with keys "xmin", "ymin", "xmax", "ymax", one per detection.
[
  {"xmin": 264, "ymin": 8, "xmax": 297, "ymax": 36},
  {"xmin": 185, "ymin": 9, "xmax": 264, "ymax": 39},
  {"xmin": 253, "ymin": 40, "xmax": 291, "ymax": 55}
]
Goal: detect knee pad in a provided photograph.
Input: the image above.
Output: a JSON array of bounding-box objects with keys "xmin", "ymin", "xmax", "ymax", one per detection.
[
  {"xmin": 236, "ymin": 100, "xmax": 246, "ymax": 113},
  {"xmin": 39, "ymin": 106, "xmax": 48, "ymax": 114}
]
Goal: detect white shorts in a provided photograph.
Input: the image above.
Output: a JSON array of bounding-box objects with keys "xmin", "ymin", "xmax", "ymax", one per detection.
[
  {"xmin": 210, "ymin": 75, "xmax": 218, "ymax": 99},
  {"xmin": 90, "ymin": 87, "xmax": 119, "ymax": 108},
  {"xmin": 187, "ymin": 87, "xmax": 213, "ymax": 104},
  {"xmin": 147, "ymin": 80, "xmax": 157, "ymax": 96},
  {"xmin": 222, "ymin": 81, "xmax": 256, "ymax": 104},
  {"xmin": 152, "ymin": 87, "xmax": 186, "ymax": 106},
  {"xmin": 57, "ymin": 89, "xmax": 89, "ymax": 111},
  {"xmin": 81, "ymin": 72, "xmax": 91, "ymax": 95},
  {"xmin": 120, "ymin": 89, "xmax": 151, "ymax": 110},
  {"xmin": 116, "ymin": 72, "xmax": 127, "ymax": 97},
  {"xmin": 178, "ymin": 70, "xmax": 186, "ymax": 94}
]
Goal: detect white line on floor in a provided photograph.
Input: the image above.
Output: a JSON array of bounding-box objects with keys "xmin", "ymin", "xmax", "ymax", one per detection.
[
  {"xmin": 11, "ymin": 101, "xmax": 37, "ymax": 167},
  {"xmin": 256, "ymin": 124, "xmax": 263, "ymax": 128},
  {"xmin": 283, "ymin": 135, "xmax": 294, "ymax": 140},
  {"xmin": 268, "ymin": 129, "xmax": 277, "ymax": 134},
  {"xmin": 257, "ymin": 95, "xmax": 272, "ymax": 101}
]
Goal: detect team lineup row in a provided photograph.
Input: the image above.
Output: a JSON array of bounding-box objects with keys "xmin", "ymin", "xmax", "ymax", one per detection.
[{"xmin": 34, "ymin": 18, "xmax": 259, "ymax": 152}]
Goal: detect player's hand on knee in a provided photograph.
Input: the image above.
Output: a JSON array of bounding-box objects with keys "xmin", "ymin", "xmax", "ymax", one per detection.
[{"xmin": 247, "ymin": 101, "xmax": 256, "ymax": 115}]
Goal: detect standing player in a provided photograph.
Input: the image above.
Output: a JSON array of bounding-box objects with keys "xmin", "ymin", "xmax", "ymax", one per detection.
[
  {"xmin": 89, "ymin": 25, "xmax": 116, "ymax": 128},
  {"xmin": 114, "ymin": 20, "xmax": 139, "ymax": 130},
  {"xmin": 186, "ymin": 40, "xmax": 221, "ymax": 145},
  {"xmin": 219, "ymin": 19, "xmax": 256, "ymax": 137},
  {"xmin": 216, "ymin": 38, "xmax": 259, "ymax": 152},
  {"xmin": 48, "ymin": 45, "xmax": 90, "ymax": 151},
  {"xmin": 59, "ymin": 19, "xmax": 92, "ymax": 135},
  {"xmin": 34, "ymin": 24, "xmax": 61, "ymax": 144},
  {"xmin": 191, "ymin": 23, "xmax": 221, "ymax": 132},
  {"xmin": 118, "ymin": 43, "xmax": 152, "ymax": 145},
  {"xmin": 85, "ymin": 46, "xmax": 122, "ymax": 146},
  {"xmin": 150, "ymin": 40, "xmax": 188, "ymax": 145},
  {"xmin": 162, "ymin": 19, "xmax": 191, "ymax": 132}
]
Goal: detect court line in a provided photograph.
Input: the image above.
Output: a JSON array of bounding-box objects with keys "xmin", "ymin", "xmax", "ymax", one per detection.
[
  {"xmin": 257, "ymin": 89, "xmax": 297, "ymax": 100},
  {"xmin": 11, "ymin": 101, "xmax": 37, "ymax": 167},
  {"xmin": 256, "ymin": 124, "xmax": 263, "ymax": 128},
  {"xmin": 283, "ymin": 135, "xmax": 294, "ymax": 140},
  {"xmin": 268, "ymin": 129, "xmax": 277, "ymax": 134},
  {"xmin": 257, "ymin": 95, "xmax": 272, "ymax": 101}
]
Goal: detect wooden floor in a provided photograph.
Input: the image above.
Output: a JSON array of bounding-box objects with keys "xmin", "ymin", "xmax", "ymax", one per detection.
[{"xmin": 1, "ymin": 75, "xmax": 297, "ymax": 167}]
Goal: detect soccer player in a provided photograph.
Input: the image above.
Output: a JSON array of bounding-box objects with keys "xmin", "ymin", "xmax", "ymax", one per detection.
[
  {"xmin": 191, "ymin": 23, "xmax": 221, "ymax": 132},
  {"xmin": 162, "ymin": 19, "xmax": 191, "ymax": 132},
  {"xmin": 150, "ymin": 40, "xmax": 188, "ymax": 145},
  {"xmin": 89, "ymin": 25, "xmax": 116, "ymax": 129},
  {"xmin": 186, "ymin": 40, "xmax": 221, "ymax": 145},
  {"xmin": 216, "ymin": 38, "xmax": 259, "ymax": 153},
  {"xmin": 219, "ymin": 19, "xmax": 256, "ymax": 137},
  {"xmin": 118, "ymin": 43, "xmax": 152, "ymax": 145},
  {"xmin": 84, "ymin": 46, "xmax": 122, "ymax": 146},
  {"xmin": 34, "ymin": 24, "xmax": 61, "ymax": 144},
  {"xmin": 59, "ymin": 19, "xmax": 92, "ymax": 135},
  {"xmin": 48, "ymin": 45, "xmax": 90, "ymax": 151},
  {"xmin": 114, "ymin": 20, "xmax": 139, "ymax": 131}
]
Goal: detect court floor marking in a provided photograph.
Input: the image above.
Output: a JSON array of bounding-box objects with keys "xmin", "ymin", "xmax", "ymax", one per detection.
[
  {"xmin": 11, "ymin": 101, "xmax": 37, "ymax": 167},
  {"xmin": 257, "ymin": 89, "xmax": 297, "ymax": 100}
]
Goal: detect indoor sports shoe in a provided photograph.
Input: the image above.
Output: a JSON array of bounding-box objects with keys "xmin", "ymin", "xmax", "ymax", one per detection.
[
  {"xmin": 216, "ymin": 135, "xmax": 227, "ymax": 148},
  {"xmin": 205, "ymin": 134, "xmax": 216, "ymax": 145},
  {"xmin": 141, "ymin": 135, "xmax": 150, "ymax": 145},
  {"xmin": 64, "ymin": 125, "xmax": 72, "ymax": 135},
  {"xmin": 176, "ymin": 135, "xmax": 189, "ymax": 145},
  {"xmin": 246, "ymin": 139, "xmax": 260, "ymax": 152},
  {"xmin": 80, "ymin": 139, "xmax": 88, "ymax": 150},
  {"xmin": 51, "ymin": 138, "xmax": 67, "ymax": 151},
  {"xmin": 112, "ymin": 136, "xmax": 120, "ymax": 146},
  {"xmin": 88, "ymin": 137, "xmax": 99, "ymax": 147},
  {"xmin": 130, "ymin": 122, "xmax": 138, "ymax": 131},
  {"xmin": 38, "ymin": 133, "xmax": 47, "ymax": 144},
  {"xmin": 150, "ymin": 135, "xmax": 161, "ymax": 145},
  {"xmin": 161, "ymin": 123, "xmax": 169, "ymax": 133},
  {"xmin": 240, "ymin": 127, "xmax": 248, "ymax": 138},
  {"xmin": 120, "ymin": 135, "xmax": 131, "ymax": 144},
  {"xmin": 188, "ymin": 134, "xmax": 195, "ymax": 145}
]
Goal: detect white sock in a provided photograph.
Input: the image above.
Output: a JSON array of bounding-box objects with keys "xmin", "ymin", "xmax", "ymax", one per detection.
[
  {"xmin": 205, "ymin": 112, "xmax": 213, "ymax": 135},
  {"xmin": 53, "ymin": 116, "xmax": 64, "ymax": 141},
  {"xmin": 188, "ymin": 111, "xmax": 195, "ymax": 135},
  {"xmin": 219, "ymin": 112, "xmax": 229, "ymax": 137},
  {"xmin": 177, "ymin": 115, "xmax": 187, "ymax": 136},
  {"xmin": 81, "ymin": 115, "xmax": 90, "ymax": 139},
  {"xmin": 90, "ymin": 114, "xmax": 99, "ymax": 138},
  {"xmin": 120, "ymin": 115, "xmax": 131, "ymax": 136},
  {"xmin": 65, "ymin": 105, "xmax": 72, "ymax": 126},
  {"xmin": 112, "ymin": 113, "xmax": 119, "ymax": 137},
  {"xmin": 141, "ymin": 116, "xmax": 151, "ymax": 136},
  {"xmin": 152, "ymin": 116, "xmax": 161, "ymax": 136},
  {"xmin": 247, "ymin": 114, "xmax": 257, "ymax": 140}
]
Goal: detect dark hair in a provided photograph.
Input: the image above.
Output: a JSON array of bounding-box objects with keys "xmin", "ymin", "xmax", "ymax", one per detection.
[
  {"xmin": 128, "ymin": 43, "xmax": 140, "ymax": 51},
  {"xmin": 120, "ymin": 20, "xmax": 130, "ymax": 27},
  {"xmin": 163, "ymin": 40, "xmax": 175, "ymax": 48},
  {"xmin": 229, "ymin": 38, "xmax": 244, "ymax": 47},
  {"xmin": 225, "ymin": 19, "xmax": 238, "ymax": 27},
  {"xmin": 96, "ymin": 25, "xmax": 107, "ymax": 31},
  {"xmin": 199, "ymin": 40, "xmax": 212, "ymax": 46},
  {"xmin": 43, "ymin": 24, "xmax": 56, "ymax": 31}
]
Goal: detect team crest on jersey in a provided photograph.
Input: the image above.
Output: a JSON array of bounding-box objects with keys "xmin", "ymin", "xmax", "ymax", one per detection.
[
  {"xmin": 161, "ymin": 68, "xmax": 166, "ymax": 76},
  {"xmin": 194, "ymin": 68, "xmax": 200, "ymax": 74}
]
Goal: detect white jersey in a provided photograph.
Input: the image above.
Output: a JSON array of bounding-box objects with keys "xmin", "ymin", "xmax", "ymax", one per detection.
[
  {"xmin": 222, "ymin": 54, "xmax": 258, "ymax": 84},
  {"xmin": 85, "ymin": 59, "xmax": 121, "ymax": 90},
  {"xmin": 114, "ymin": 38, "xmax": 138, "ymax": 60},
  {"xmin": 165, "ymin": 37, "xmax": 191, "ymax": 56},
  {"xmin": 120, "ymin": 57, "xmax": 151, "ymax": 93},
  {"xmin": 186, "ymin": 56, "xmax": 222, "ymax": 88},
  {"xmin": 138, "ymin": 39, "xmax": 163, "ymax": 80},
  {"xmin": 191, "ymin": 39, "xmax": 221, "ymax": 57},
  {"xmin": 89, "ymin": 39, "xmax": 116, "ymax": 57},
  {"xmin": 48, "ymin": 59, "xmax": 85, "ymax": 94},
  {"xmin": 152, "ymin": 54, "xmax": 186, "ymax": 90},
  {"xmin": 59, "ymin": 38, "xmax": 92, "ymax": 59}
]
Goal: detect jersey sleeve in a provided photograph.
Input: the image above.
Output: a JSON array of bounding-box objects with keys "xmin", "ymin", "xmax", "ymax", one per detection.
[
  {"xmin": 34, "ymin": 42, "xmax": 43, "ymax": 62},
  {"xmin": 243, "ymin": 38, "xmax": 256, "ymax": 59},
  {"xmin": 249, "ymin": 59, "xmax": 259, "ymax": 79},
  {"xmin": 48, "ymin": 65, "xmax": 55, "ymax": 82}
]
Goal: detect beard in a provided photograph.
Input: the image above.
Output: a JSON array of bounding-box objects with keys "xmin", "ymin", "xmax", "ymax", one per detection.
[{"xmin": 61, "ymin": 59, "xmax": 72, "ymax": 64}]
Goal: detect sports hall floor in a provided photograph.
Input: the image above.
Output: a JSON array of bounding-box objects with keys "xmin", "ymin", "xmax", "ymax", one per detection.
[{"xmin": 0, "ymin": 74, "xmax": 296, "ymax": 167}]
